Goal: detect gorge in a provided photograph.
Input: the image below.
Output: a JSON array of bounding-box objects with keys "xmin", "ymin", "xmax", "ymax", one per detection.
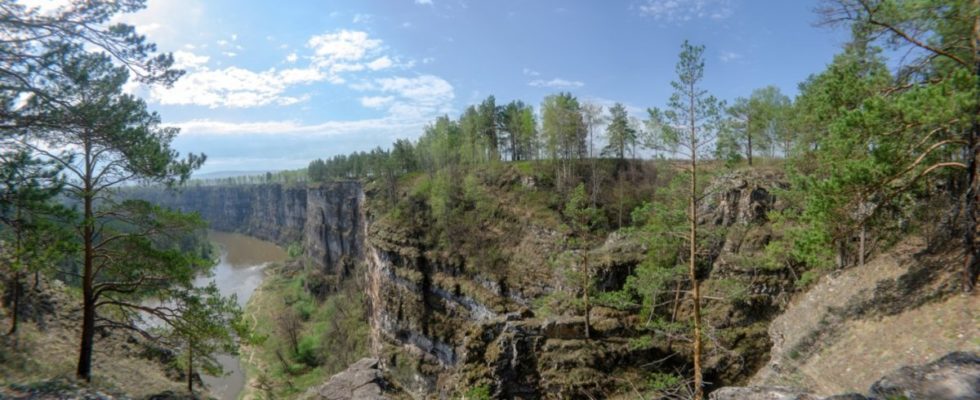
[{"xmin": 133, "ymin": 167, "xmax": 977, "ymax": 400}]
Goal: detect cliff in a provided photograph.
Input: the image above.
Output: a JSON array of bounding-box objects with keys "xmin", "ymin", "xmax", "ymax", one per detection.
[
  {"xmin": 357, "ymin": 166, "xmax": 802, "ymax": 398},
  {"xmin": 134, "ymin": 165, "xmax": 977, "ymax": 399},
  {"xmin": 132, "ymin": 182, "xmax": 363, "ymax": 274}
]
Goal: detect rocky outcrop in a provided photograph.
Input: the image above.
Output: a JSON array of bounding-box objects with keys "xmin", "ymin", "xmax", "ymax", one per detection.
[
  {"xmin": 132, "ymin": 182, "xmax": 363, "ymax": 273},
  {"xmin": 870, "ymin": 352, "xmax": 980, "ymax": 400},
  {"xmin": 750, "ymin": 233, "xmax": 976, "ymax": 394},
  {"xmin": 359, "ymin": 169, "xmax": 797, "ymax": 398},
  {"xmin": 305, "ymin": 184, "xmax": 364, "ymax": 276},
  {"xmin": 712, "ymin": 351, "xmax": 980, "ymax": 400},
  {"xmin": 132, "ymin": 184, "xmax": 307, "ymax": 245},
  {"xmin": 303, "ymin": 358, "xmax": 401, "ymax": 400}
]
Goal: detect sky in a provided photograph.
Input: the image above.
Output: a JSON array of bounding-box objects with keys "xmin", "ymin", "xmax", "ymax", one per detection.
[{"xmin": 20, "ymin": 0, "xmax": 852, "ymax": 175}]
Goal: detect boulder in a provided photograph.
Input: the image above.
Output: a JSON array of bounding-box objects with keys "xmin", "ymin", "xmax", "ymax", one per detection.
[
  {"xmin": 712, "ymin": 352, "xmax": 979, "ymax": 400},
  {"xmin": 869, "ymin": 351, "xmax": 980, "ymax": 400},
  {"xmin": 307, "ymin": 358, "xmax": 391, "ymax": 400},
  {"xmin": 708, "ymin": 386, "xmax": 831, "ymax": 400}
]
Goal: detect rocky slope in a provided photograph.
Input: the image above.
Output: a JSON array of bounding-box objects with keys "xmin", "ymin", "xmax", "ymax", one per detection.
[
  {"xmin": 712, "ymin": 351, "xmax": 980, "ymax": 400},
  {"xmin": 750, "ymin": 236, "xmax": 978, "ymax": 394}
]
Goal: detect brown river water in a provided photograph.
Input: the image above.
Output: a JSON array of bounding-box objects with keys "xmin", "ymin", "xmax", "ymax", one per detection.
[{"xmin": 197, "ymin": 231, "xmax": 286, "ymax": 400}]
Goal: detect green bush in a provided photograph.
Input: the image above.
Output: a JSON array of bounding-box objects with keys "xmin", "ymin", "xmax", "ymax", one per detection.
[
  {"xmin": 462, "ymin": 384, "xmax": 492, "ymax": 400},
  {"xmin": 286, "ymin": 242, "xmax": 303, "ymax": 259},
  {"xmin": 296, "ymin": 334, "xmax": 321, "ymax": 367}
]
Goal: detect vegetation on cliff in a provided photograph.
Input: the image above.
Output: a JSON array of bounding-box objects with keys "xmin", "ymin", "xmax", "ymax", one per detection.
[{"xmin": 239, "ymin": 258, "xmax": 371, "ymax": 399}]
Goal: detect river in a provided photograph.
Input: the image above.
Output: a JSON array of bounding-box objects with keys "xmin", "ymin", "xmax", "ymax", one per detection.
[{"xmin": 197, "ymin": 231, "xmax": 286, "ymax": 400}]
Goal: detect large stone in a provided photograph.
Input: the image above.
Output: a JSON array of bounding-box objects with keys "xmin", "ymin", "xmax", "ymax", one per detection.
[
  {"xmin": 309, "ymin": 358, "xmax": 391, "ymax": 400},
  {"xmin": 869, "ymin": 351, "xmax": 980, "ymax": 400},
  {"xmin": 709, "ymin": 386, "xmax": 828, "ymax": 400}
]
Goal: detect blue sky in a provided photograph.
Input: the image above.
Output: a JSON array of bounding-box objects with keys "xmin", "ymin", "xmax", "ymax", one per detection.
[{"xmin": 27, "ymin": 0, "xmax": 852, "ymax": 174}]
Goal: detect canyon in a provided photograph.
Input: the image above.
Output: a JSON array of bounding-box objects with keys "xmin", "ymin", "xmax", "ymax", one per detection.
[{"xmin": 134, "ymin": 169, "xmax": 977, "ymax": 399}]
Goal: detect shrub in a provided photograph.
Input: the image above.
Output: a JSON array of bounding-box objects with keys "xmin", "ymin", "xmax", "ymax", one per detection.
[{"xmin": 296, "ymin": 334, "xmax": 321, "ymax": 367}]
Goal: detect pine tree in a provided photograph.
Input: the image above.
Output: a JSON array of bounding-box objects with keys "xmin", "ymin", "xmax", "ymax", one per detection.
[{"xmin": 646, "ymin": 40, "xmax": 723, "ymax": 400}]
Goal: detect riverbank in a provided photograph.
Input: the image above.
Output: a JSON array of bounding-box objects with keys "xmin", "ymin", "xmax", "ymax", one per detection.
[
  {"xmin": 199, "ymin": 231, "xmax": 286, "ymax": 400},
  {"xmin": 238, "ymin": 261, "xmax": 370, "ymax": 400}
]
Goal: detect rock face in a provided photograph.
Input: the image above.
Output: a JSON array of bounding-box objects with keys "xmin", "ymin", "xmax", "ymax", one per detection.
[
  {"xmin": 304, "ymin": 358, "xmax": 393, "ymax": 400},
  {"xmin": 869, "ymin": 352, "xmax": 980, "ymax": 400},
  {"xmin": 305, "ymin": 184, "xmax": 365, "ymax": 276},
  {"xmin": 132, "ymin": 182, "xmax": 364, "ymax": 273},
  {"xmin": 360, "ymin": 169, "xmax": 795, "ymax": 398},
  {"xmin": 712, "ymin": 351, "xmax": 980, "ymax": 400},
  {"xmin": 709, "ymin": 386, "xmax": 827, "ymax": 400}
]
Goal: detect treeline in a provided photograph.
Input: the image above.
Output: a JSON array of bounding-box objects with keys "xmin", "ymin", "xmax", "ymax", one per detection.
[{"xmin": 306, "ymin": 90, "xmax": 795, "ymax": 190}]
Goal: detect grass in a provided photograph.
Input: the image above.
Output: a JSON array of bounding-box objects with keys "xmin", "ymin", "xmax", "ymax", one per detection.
[{"xmin": 0, "ymin": 284, "xmax": 185, "ymax": 398}]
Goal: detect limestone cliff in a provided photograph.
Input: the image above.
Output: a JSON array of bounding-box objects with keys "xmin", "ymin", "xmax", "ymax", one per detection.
[
  {"xmin": 132, "ymin": 182, "xmax": 363, "ymax": 273},
  {"xmin": 357, "ymin": 168, "xmax": 799, "ymax": 398}
]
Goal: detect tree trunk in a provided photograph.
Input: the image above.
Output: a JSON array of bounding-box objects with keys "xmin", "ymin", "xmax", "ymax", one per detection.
[
  {"xmin": 9, "ymin": 209, "xmax": 22, "ymax": 335},
  {"xmin": 8, "ymin": 271, "xmax": 20, "ymax": 335},
  {"xmin": 859, "ymin": 225, "xmax": 866, "ymax": 267},
  {"xmin": 965, "ymin": 14, "xmax": 980, "ymax": 292},
  {"xmin": 187, "ymin": 340, "xmax": 194, "ymax": 393},
  {"xmin": 747, "ymin": 115, "xmax": 753, "ymax": 166},
  {"xmin": 583, "ymin": 253, "xmax": 591, "ymax": 340},
  {"xmin": 76, "ymin": 191, "xmax": 95, "ymax": 381},
  {"xmin": 690, "ymin": 89, "xmax": 704, "ymax": 400},
  {"xmin": 76, "ymin": 136, "xmax": 96, "ymax": 382}
]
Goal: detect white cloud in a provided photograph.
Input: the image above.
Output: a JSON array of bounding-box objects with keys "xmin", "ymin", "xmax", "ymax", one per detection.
[
  {"xmin": 278, "ymin": 68, "xmax": 324, "ymax": 84},
  {"xmin": 367, "ymin": 56, "xmax": 393, "ymax": 71},
  {"xmin": 308, "ymin": 30, "xmax": 381, "ymax": 65},
  {"xmin": 15, "ymin": 0, "xmax": 73, "ymax": 15},
  {"xmin": 360, "ymin": 96, "xmax": 395, "ymax": 108},
  {"xmin": 522, "ymin": 68, "xmax": 541, "ymax": 76},
  {"xmin": 415, "ymin": 0, "xmax": 433, "ymax": 5},
  {"xmin": 143, "ymin": 30, "xmax": 406, "ymax": 108},
  {"xmin": 374, "ymin": 75, "xmax": 454, "ymax": 106},
  {"xmin": 175, "ymin": 117, "xmax": 424, "ymax": 136},
  {"xmin": 719, "ymin": 50, "xmax": 742, "ymax": 63},
  {"xmin": 137, "ymin": 22, "xmax": 162, "ymax": 34},
  {"xmin": 217, "ymin": 39, "xmax": 229, "ymax": 46},
  {"xmin": 422, "ymin": 57, "xmax": 435, "ymax": 64},
  {"xmin": 113, "ymin": 0, "xmax": 207, "ymax": 51},
  {"xmin": 637, "ymin": 0, "xmax": 734, "ymax": 22},
  {"xmin": 528, "ymin": 78, "xmax": 584, "ymax": 88},
  {"xmin": 172, "ymin": 50, "xmax": 210, "ymax": 70},
  {"xmin": 149, "ymin": 66, "xmax": 316, "ymax": 108}
]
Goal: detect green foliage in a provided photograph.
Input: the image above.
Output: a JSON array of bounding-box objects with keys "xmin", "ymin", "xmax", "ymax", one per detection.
[
  {"xmin": 717, "ymin": 86, "xmax": 792, "ymax": 164},
  {"xmin": 602, "ymin": 103, "xmax": 637, "ymax": 160},
  {"xmin": 616, "ymin": 176, "xmax": 690, "ymax": 320},
  {"xmin": 286, "ymin": 242, "xmax": 303, "ymax": 259},
  {"xmin": 542, "ymin": 92, "xmax": 587, "ymax": 191},
  {"xmin": 296, "ymin": 334, "xmax": 321, "ymax": 367},
  {"xmin": 645, "ymin": 40, "xmax": 724, "ymax": 159},
  {"xmin": 646, "ymin": 372, "xmax": 682, "ymax": 392},
  {"xmin": 463, "ymin": 384, "xmax": 492, "ymax": 400}
]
